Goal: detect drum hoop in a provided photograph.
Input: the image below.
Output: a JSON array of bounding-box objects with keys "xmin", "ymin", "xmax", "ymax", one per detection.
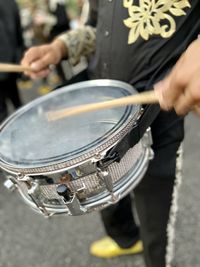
[{"xmin": 0, "ymin": 80, "xmax": 140, "ymax": 175}]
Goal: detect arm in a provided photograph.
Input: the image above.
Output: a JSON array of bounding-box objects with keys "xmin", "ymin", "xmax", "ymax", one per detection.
[
  {"xmin": 57, "ymin": 25, "xmax": 96, "ymax": 66},
  {"xmin": 21, "ymin": 1, "xmax": 97, "ymax": 79},
  {"xmin": 155, "ymin": 38, "xmax": 200, "ymax": 115}
]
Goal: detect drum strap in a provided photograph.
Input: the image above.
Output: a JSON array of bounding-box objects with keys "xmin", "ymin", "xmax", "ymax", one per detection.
[{"xmin": 99, "ymin": 104, "xmax": 160, "ymax": 168}]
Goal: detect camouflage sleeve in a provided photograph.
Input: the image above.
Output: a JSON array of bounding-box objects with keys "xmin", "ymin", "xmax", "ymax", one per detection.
[{"xmin": 57, "ymin": 26, "xmax": 96, "ymax": 66}]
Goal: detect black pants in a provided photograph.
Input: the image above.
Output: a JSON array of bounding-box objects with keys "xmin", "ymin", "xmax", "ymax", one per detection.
[
  {"xmin": 101, "ymin": 110, "xmax": 184, "ymax": 267},
  {"xmin": 101, "ymin": 194, "xmax": 140, "ymax": 248},
  {"xmin": 0, "ymin": 79, "xmax": 22, "ymax": 123}
]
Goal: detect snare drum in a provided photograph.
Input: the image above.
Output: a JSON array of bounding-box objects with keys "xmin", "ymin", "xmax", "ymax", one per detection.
[{"xmin": 0, "ymin": 80, "xmax": 153, "ymax": 217}]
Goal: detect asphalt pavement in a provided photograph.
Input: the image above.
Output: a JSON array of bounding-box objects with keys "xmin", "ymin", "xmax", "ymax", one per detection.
[
  {"xmin": 172, "ymin": 113, "xmax": 200, "ymax": 267},
  {"xmin": 0, "ymin": 80, "xmax": 200, "ymax": 267}
]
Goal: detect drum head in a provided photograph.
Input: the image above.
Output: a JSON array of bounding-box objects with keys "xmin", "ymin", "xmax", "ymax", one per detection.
[{"xmin": 0, "ymin": 80, "xmax": 140, "ymax": 173}]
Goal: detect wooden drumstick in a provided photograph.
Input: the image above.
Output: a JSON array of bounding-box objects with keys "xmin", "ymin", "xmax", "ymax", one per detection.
[
  {"xmin": 47, "ymin": 90, "xmax": 159, "ymax": 121},
  {"xmin": 0, "ymin": 63, "xmax": 33, "ymax": 72}
]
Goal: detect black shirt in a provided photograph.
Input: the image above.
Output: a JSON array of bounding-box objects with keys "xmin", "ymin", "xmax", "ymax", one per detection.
[
  {"xmin": 85, "ymin": 0, "xmax": 200, "ymax": 146},
  {"xmin": 88, "ymin": 0, "xmax": 200, "ymax": 91}
]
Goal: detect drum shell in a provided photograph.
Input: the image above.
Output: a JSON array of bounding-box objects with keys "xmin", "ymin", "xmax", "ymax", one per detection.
[{"xmin": 2, "ymin": 130, "xmax": 153, "ymax": 216}]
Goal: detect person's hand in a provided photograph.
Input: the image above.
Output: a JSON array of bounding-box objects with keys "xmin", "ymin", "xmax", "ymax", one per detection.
[
  {"xmin": 155, "ymin": 38, "xmax": 200, "ymax": 115},
  {"xmin": 21, "ymin": 39, "xmax": 68, "ymax": 79}
]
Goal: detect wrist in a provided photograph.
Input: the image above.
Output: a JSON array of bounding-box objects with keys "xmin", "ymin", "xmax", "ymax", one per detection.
[{"xmin": 52, "ymin": 38, "xmax": 68, "ymax": 61}]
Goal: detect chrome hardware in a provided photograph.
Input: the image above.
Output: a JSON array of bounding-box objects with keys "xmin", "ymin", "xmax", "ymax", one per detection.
[
  {"xmin": 27, "ymin": 182, "xmax": 49, "ymax": 217},
  {"xmin": 97, "ymin": 168, "xmax": 113, "ymax": 192},
  {"xmin": 63, "ymin": 194, "xmax": 86, "ymax": 216},
  {"xmin": 56, "ymin": 184, "xmax": 86, "ymax": 215},
  {"xmin": 28, "ymin": 182, "xmax": 40, "ymax": 196},
  {"xmin": 97, "ymin": 167, "xmax": 119, "ymax": 202},
  {"xmin": 143, "ymin": 128, "xmax": 154, "ymax": 160},
  {"xmin": 17, "ymin": 174, "xmax": 32, "ymax": 182},
  {"xmin": 4, "ymin": 178, "xmax": 16, "ymax": 192},
  {"xmin": 17, "ymin": 176, "xmax": 50, "ymax": 217}
]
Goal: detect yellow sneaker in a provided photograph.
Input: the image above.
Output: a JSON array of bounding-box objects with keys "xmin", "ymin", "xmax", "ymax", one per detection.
[{"xmin": 90, "ymin": 236, "xmax": 143, "ymax": 258}]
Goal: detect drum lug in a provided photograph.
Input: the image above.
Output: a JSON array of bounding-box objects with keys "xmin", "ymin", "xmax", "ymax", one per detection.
[
  {"xmin": 56, "ymin": 184, "xmax": 86, "ymax": 215},
  {"xmin": 97, "ymin": 168, "xmax": 113, "ymax": 192},
  {"xmin": 64, "ymin": 194, "xmax": 86, "ymax": 216},
  {"xmin": 28, "ymin": 181, "xmax": 40, "ymax": 195},
  {"xmin": 97, "ymin": 167, "xmax": 119, "ymax": 203},
  {"xmin": 142, "ymin": 128, "xmax": 154, "ymax": 160},
  {"xmin": 27, "ymin": 182, "xmax": 50, "ymax": 217},
  {"xmin": 142, "ymin": 127, "xmax": 153, "ymax": 146},
  {"xmin": 16, "ymin": 175, "xmax": 50, "ymax": 217}
]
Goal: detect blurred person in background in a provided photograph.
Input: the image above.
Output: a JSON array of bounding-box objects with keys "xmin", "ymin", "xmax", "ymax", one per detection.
[
  {"xmin": 0, "ymin": 0, "xmax": 24, "ymax": 123},
  {"xmin": 47, "ymin": 0, "xmax": 70, "ymax": 40},
  {"xmin": 47, "ymin": 0, "xmax": 70, "ymax": 83},
  {"xmin": 32, "ymin": 0, "xmax": 71, "ymax": 92},
  {"xmin": 79, "ymin": 0, "xmax": 89, "ymax": 25},
  {"xmin": 67, "ymin": 0, "xmax": 89, "ymax": 29}
]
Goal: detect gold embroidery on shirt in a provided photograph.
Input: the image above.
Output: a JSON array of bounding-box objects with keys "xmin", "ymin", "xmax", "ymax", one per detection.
[{"xmin": 123, "ymin": 0, "xmax": 191, "ymax": 44}]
